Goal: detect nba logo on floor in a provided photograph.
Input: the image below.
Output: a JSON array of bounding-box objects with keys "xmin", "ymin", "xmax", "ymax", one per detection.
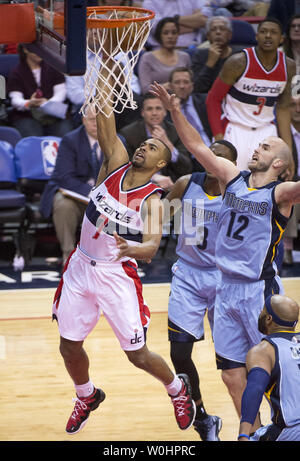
[{"xmin": 41, "ymin": 139, "xmax": 59, "ymax": 176}]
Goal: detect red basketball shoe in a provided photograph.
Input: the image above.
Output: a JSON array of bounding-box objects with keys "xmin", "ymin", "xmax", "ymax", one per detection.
[
  {"xmin": 170, "ymin": 374, "xmax": 196, "ymax": 430},
  {"xmin": 66, "ymin": 387, "xmax": 106, "ymax": 434}
]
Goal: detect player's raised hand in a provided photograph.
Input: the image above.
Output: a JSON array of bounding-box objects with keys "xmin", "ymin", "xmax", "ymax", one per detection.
[{"xmin": 149, "ymin": 81, "xmax": 179, "ymax": 112}]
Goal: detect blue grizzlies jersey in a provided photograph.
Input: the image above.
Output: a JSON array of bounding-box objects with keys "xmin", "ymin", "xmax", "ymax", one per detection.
[
  {"xmin": 175, "ymin": 173, "xmax": 222, "ymax": 267},
  {"xmin": 215, "ymin": 172, "xmax": 289, "ymax": 281},
  {"xmin": 264, "ymin": 331, "xmax": 300, "ymax": 428}
]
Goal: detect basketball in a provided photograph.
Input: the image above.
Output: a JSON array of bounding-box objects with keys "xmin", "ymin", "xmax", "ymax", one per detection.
[{"xmin": 110, "ymin": 10, "xmax": 149, "ymax": 52}]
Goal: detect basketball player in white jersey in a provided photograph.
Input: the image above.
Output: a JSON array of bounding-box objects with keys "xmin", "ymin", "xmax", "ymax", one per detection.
[
  {"xmin": 206, "ymin": 18, "xmax": 296, "ymax": 177},
  {"xmin": 150, "ymin": 79, "xmax": 300, "ymax": 436},
  {"xmin": 53, "ymin": 56, "xmax": 196, "ymax": 435}
]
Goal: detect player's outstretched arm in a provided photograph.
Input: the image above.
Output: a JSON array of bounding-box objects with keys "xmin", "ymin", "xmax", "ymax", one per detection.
[
  {"xmin": 150, "ymin": 81, "xmax": 239, "ymax": 185},
  {"xmin": 95, "ymin": 56, "xmax": 129, "ymax": 185},
  {"xmin": 275, "ymin": 180, "xmax": 300, "ymax": 218}
]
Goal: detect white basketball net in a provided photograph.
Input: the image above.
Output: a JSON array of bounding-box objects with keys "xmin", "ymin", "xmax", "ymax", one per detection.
[{"xmin": 80, "ymin": 9, "xmax": 152, "ymax": 118}]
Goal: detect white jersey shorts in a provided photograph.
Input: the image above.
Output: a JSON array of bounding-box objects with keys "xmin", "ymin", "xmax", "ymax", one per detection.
[{"xmin": 52, "ymin": 246, "xmax": 150, "ymax": 351}]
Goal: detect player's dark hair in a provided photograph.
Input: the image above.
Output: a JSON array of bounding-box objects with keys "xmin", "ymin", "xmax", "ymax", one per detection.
[
  {"xmin": 210, "ymin": 139, "xmax": 238, "ymax": 162},
  {"xmin": 257, "ymin": 17, "xmax": 283, "ymax": 34},
  {"xmin": 158, "ymin": 139, "xmax": 172, "ymax": 165}
]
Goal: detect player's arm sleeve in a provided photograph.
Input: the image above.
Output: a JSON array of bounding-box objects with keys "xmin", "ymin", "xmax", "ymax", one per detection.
[
  {"xmin": 241, "ymin": 367, "xmax": 270, "ymax": 425},
  {"xmin": 205, "ymin": 77, "xmax": 231, "ymax": 137}
]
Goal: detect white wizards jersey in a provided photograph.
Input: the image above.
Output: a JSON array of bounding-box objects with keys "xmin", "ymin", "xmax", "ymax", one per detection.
[
  {"xmin": 79, "ymin": 163, "xmax": 163, "ymax": 261},
  {"xmin": 223, "ymin": 47, "xmax": 287, "ymax": 128}
]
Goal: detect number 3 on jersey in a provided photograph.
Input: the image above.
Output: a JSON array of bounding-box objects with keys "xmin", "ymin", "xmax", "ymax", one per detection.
[{"xmin": 253, "ymin": 96, "xmax": 266, "ymax": 116}]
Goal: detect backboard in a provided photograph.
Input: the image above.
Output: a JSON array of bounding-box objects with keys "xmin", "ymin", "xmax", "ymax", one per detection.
[{"xmin": 28, "ymin": 0, "xmax": 87, "ymax": 76}]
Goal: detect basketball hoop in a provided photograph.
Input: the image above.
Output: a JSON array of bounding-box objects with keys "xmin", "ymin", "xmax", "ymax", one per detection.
[{"xmin": 81, "ymin": 6, "xmax": 155, "ymax": 118}]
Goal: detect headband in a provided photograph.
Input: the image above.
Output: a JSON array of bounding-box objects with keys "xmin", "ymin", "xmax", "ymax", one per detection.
[{"xmin": 265, "ymin": 295, "xmax": 297, "ymax": 328}]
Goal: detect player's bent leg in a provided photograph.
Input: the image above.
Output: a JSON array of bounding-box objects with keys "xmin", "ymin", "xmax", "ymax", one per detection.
[
  {"xmin": 59, "ymin": 336, "xmax": 90, "ymax": 385},
  {"xmin": 170, "ymin": 333, "xmax": 222, "ymax": 441},
  {"xmin": 221, "ymin": 366, "xmax": 247, "ymax": 417},
  {"xmin": 125, "ymin": 344, "xmax": 175, "ymax": 385},
  {"xmin": 125, "ymin": 345, "xmax": 196, "ymax": 430},
  {"xmin": 59, "ymin": 336, "xmax": 106, "ymax": 435}
]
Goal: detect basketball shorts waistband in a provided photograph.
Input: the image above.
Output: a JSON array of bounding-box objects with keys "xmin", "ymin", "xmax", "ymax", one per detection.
[{"xmin": 76, "ymin": 245, "xmax": 134, "ymax": 266}]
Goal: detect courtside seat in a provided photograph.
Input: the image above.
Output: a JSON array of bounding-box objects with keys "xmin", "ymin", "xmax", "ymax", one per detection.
[
  {"xmin": 0, "ymin": 126, "xmax": 22, "ymax": 147},
  {"xmin": 14, "ymin": 136, "xmax": 61, "ymax": 224},
  {"xmin": 0, "ymin": 54, "xmax": 19, "ymax": 79},
  {"xmin": 0, "ymin": 140, "xmax": 27, "ymax": 262},
  {"xmin": 230, "ymin": 19, "xmax": 257, "ymax": 49}
]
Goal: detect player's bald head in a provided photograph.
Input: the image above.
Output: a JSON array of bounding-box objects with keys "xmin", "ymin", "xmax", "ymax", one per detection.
[
  {"xmin": 269, "ymin": 136, "xmax": 291, "ymax": 172},
  {"xmin": 269, "ymin": 294, "xmax": 299, "ymax": 324}
]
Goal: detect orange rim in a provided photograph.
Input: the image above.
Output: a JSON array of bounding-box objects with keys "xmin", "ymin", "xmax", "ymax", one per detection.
[{"xmin": 86, "ymin": 6, "xmax": 155, "ymax": 29}]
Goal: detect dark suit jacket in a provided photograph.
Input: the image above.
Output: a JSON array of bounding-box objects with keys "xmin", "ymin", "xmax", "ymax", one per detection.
[
  {"xmin": 192, "ymin": 48, "xmax": 235, "ymax": 94},
  {"xmin": 40, "ymin": 125, "xmax": 99, "ymax": 218},
  {"xmin": 118, "ymin": 119, "xmax": 193, "ymax": 181},
  {"xmin": 267, "ymin": 0, "xmax": 295, "ymax": 33},
  {"xmin": 165, "ymin": 93, "xmax": 212, "ymax": 172}
]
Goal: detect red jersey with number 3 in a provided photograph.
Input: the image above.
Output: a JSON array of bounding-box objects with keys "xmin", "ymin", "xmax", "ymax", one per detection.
[{"xmin": 223, "ymin": 47, "xmax": 287, "ymax": 128}]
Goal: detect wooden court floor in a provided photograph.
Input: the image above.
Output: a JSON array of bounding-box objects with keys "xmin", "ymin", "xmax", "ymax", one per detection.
[{"xmin": 0, "ymin": 278, "xmax": 299, "ymax": 442}]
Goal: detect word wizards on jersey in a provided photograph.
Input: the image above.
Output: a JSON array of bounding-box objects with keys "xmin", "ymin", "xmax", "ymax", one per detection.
[
  {"xmin": 224, "ymin": 47, "xmax": 287, "ymax": 128},
  {"xmin": 79, "ymin": 163, "xmax": 163, "ymax": 261},
  {"xmin": 215, "ymin": 171, "xmax": 290, "ymax": 281},
  {"xmin": 175, "ymin": 172, "xmax": 222, "ymax": 268}
]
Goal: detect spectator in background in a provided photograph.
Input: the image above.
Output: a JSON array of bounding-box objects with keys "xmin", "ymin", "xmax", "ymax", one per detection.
[
  {"xmin": 282, "ymin": 95, "xmax": 300, "ymax": 265},
  {"xmin": 168, "ymin": 66, "xmax": 212, "ymax": 171},
  {"xmin": 142, "ymin": 0, "xmax": 212, "ymax": 49},
  {"xmin": 283, "ymin": 14, "xmax": 300, "ymax": 75},
  {"xmin": 240, "ymin": 0, "xmax": 270, "ymax": 16},
  {"xmin": 205, "ymin": 0, "xmax": 233, "ymax": 17},
  {"xmin": 192, "ymin": 16, "xmax": 233, "ymax": 94},
  {"xmin": 39, "ymin": 106, "xmax": 102, "ymax": 266},
  {"xmin": 266, "ymin": 0, "xmax": 299, "ymax": 33},
  {"xmin": 119, "ymin": 93, "xmax": 193, "ymax": 191},
  {"xmin": 7, "ymin": 44, "xmax": 72, "ymax": 138},
  {"xmin": 138, "ymin": 17, "xmax": 191, "ymax": 95}
]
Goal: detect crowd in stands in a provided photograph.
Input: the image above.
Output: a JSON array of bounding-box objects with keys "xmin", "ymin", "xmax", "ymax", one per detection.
[{"xmin": 0, "ymin": 0, "xmax": 300, "ymax": 268}]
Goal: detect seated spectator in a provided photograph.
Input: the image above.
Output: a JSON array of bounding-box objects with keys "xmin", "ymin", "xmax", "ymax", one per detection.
[
  {"xmin": 224, "ymin": 0, "xmax": 269, "ymax": 16},
  {"xmin": 66, "ymin": 29, "xmax": 142, "ymax": 130},
  {"xmin": 138, "ymin": 17, "xmax": 191, "ymax": 94},
  {"xmin": 119, "ymin": 93, "xmax": 193, "ymax": 190},
  {"xmin": 168, "ymin": 66, "xmax": 212, "ymax": 171},
  {"xmin": 241, "ymin": 1, "xmax": 270, "ymax": 16},
  {"xmin": 192, "ymin": 16, "xmax": 233, "ymax": 94},
  {"xmin": 284, "ymin": 14, "xmax": 300, "ymax": 75},
  {"xmin": 142, "ymin": 0, "xmax": 212, "ymax": 49},
  {"xmin": 283, "ymin": 95, "xmax": 300, "ymax": 265},
  {"xmin": 7, "ymin": 44, "xmax": 73, "ymax": 138},
  {"xmin": 266, "ymin": 0, "xmax": 297, "ymax": 33},
  {"xmin": 205, "ymin": 0, "xmax": 233, "ymax": 17},
  {"xmin": 39, "ymin": 106, "xmax": 102, "ymax": 265}
]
